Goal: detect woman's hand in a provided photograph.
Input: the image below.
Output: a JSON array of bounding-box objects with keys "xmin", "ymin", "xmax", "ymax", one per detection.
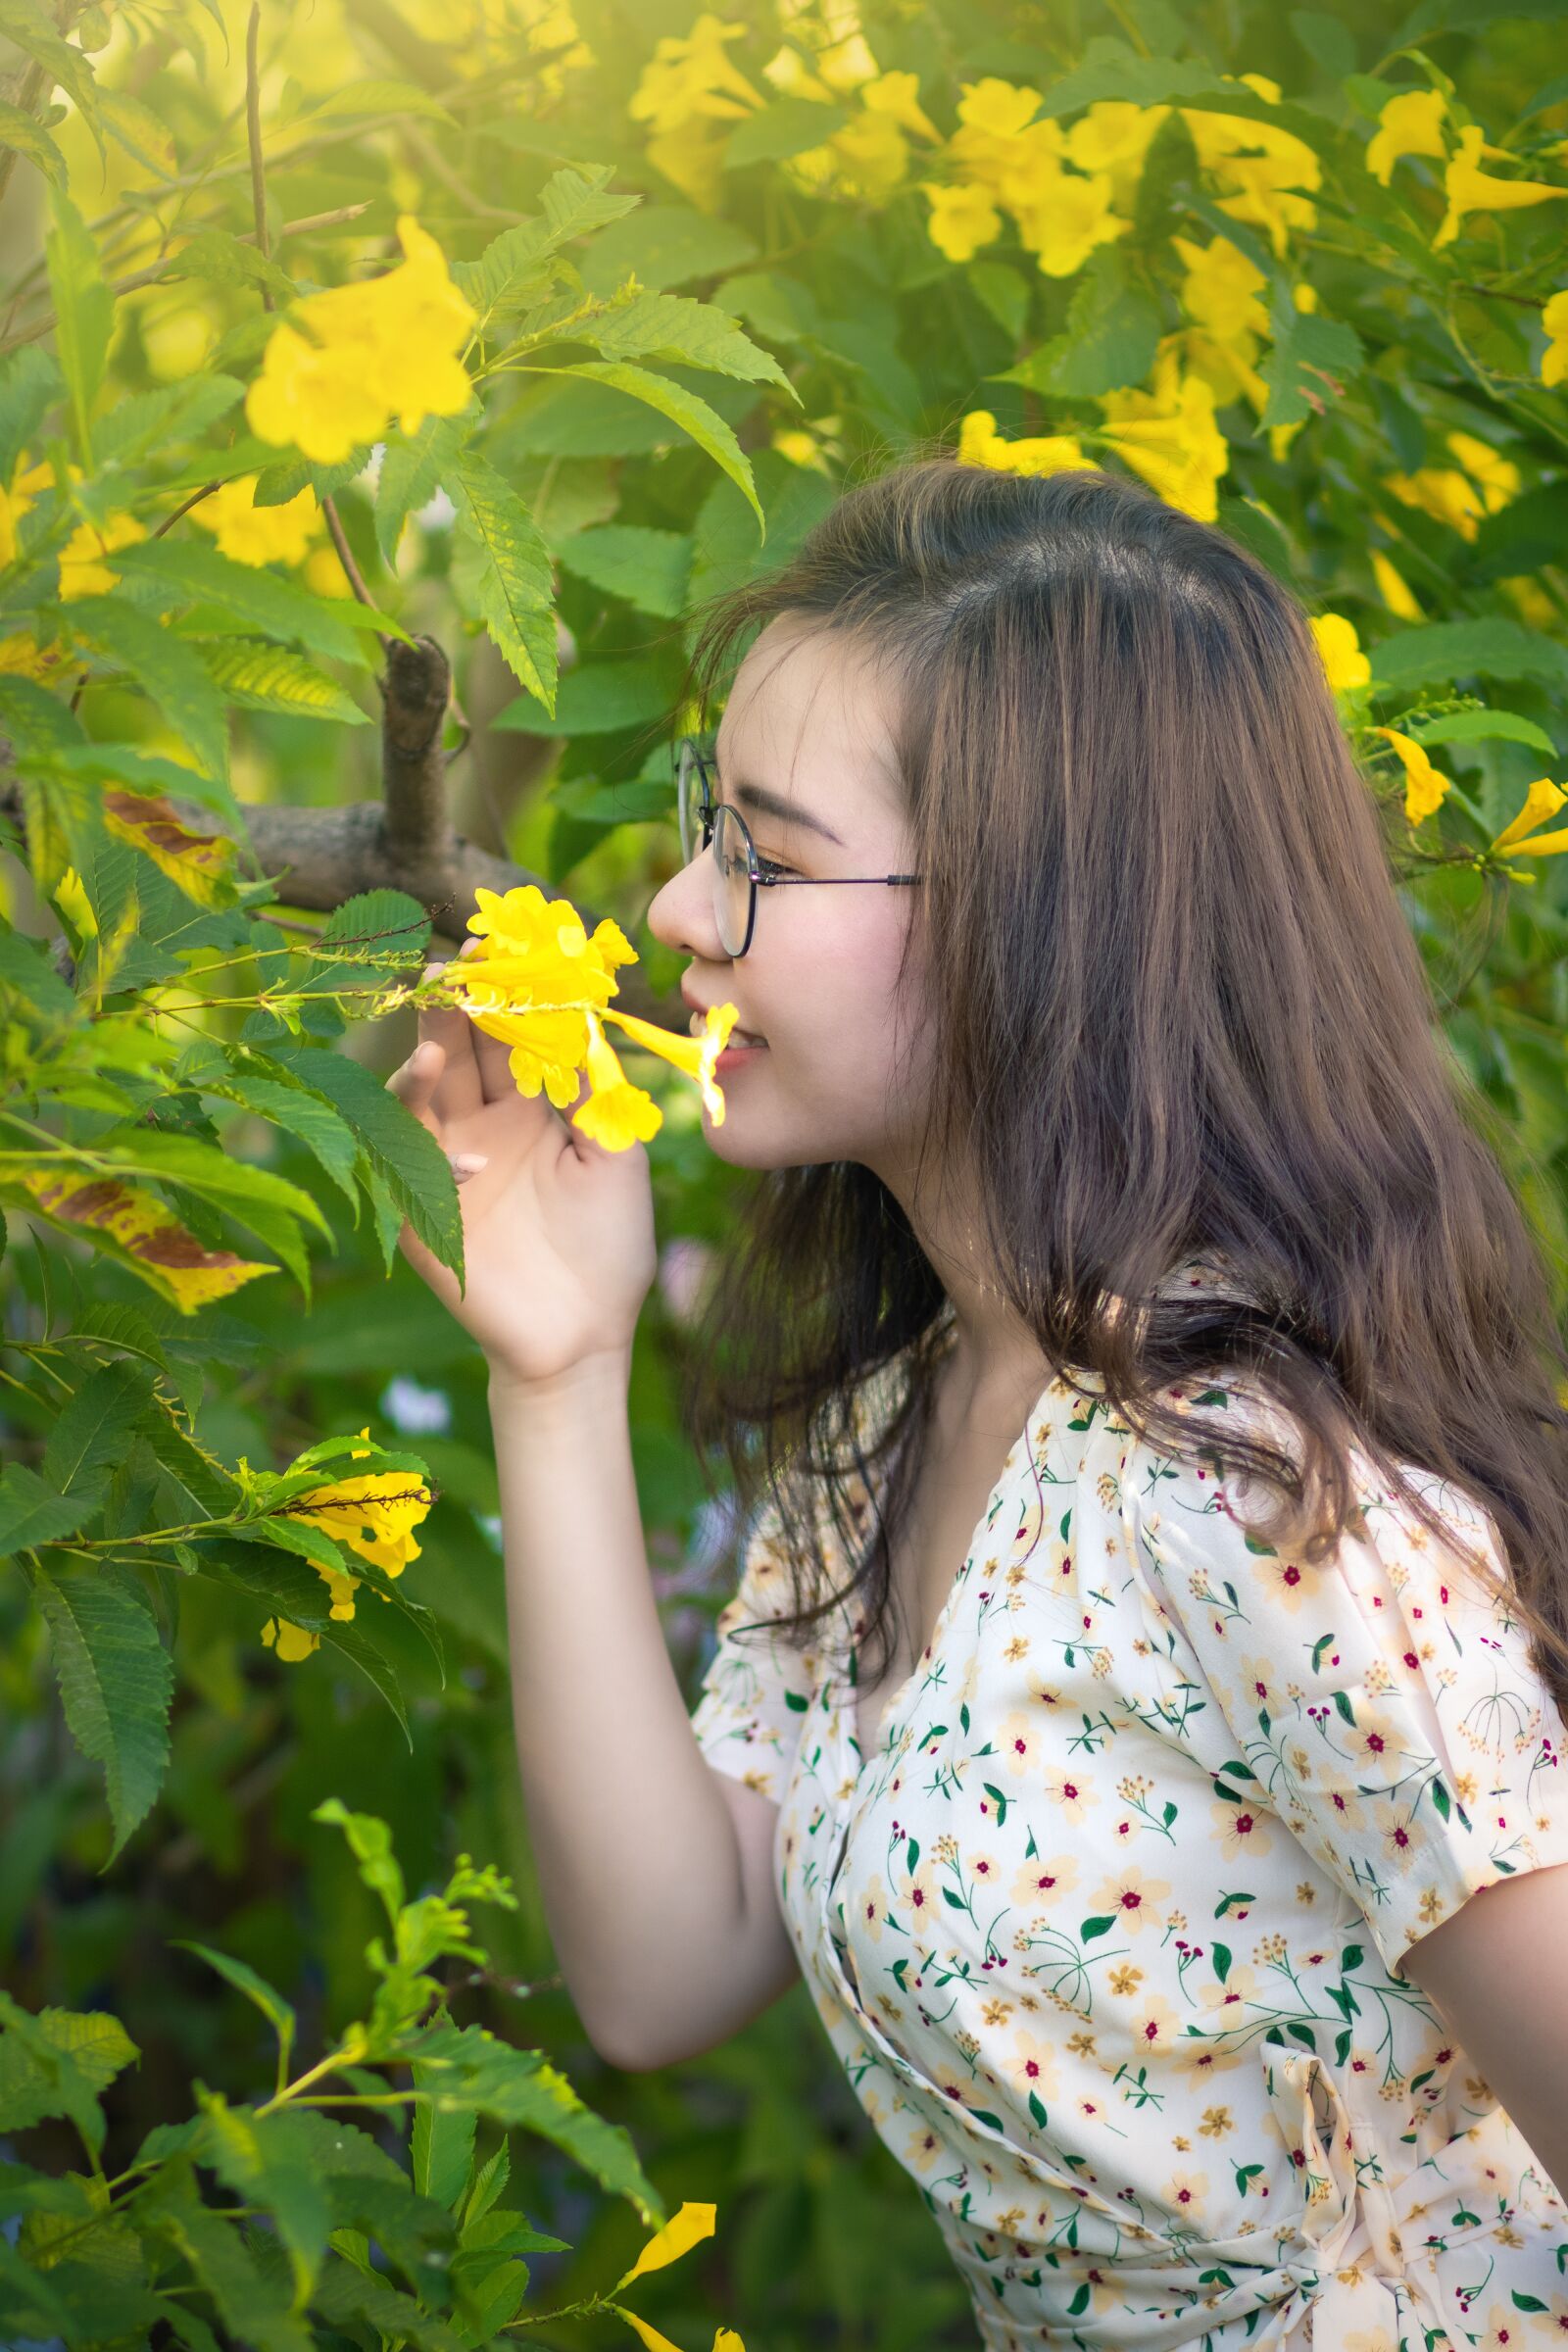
[{"xmin": 384, "ymin": 952, "xmax": 658, "ymax": 1388}]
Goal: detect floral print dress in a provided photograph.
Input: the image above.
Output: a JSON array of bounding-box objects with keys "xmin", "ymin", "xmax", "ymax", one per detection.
[{"xmin": 687, "ymin": 1264, "xmax": 1568, "ymax": 2350}]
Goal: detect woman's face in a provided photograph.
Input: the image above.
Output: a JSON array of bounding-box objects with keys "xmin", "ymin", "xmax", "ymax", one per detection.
[{"xmin": 646, "ymin": 614, "xmax": 934, "ymax": 1176}]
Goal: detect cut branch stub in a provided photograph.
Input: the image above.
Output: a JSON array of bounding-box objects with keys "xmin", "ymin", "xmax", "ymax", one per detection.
[{"xmin": 380, "ymin": 632, "xmax": 454, "ymax": 870}]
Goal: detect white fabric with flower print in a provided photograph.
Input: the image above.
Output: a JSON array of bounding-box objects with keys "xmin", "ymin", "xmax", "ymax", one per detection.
[{"xmin": 688, "ymin": 1260, "xmax": 1568, "ymax": 2349}]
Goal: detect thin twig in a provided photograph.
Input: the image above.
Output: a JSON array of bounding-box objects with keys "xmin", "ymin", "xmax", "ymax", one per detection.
[
  {"xmin": 320, "ymin": 495, "xmax": 384, "ymax": 639},
  {"xmin": 245, "ymin": 1, "xmax": 272, "ymax": 315}
]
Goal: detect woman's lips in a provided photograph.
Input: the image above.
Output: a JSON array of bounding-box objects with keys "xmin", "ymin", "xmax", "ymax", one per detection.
[{"xmin": 691, "ymin": 1014, "xmax": 766, "ymax": 1046}]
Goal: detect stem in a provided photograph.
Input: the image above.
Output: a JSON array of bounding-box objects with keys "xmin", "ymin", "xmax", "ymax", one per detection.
[
  {"xmin": 245, "ymin": 2, "xmax": 272, "ymax": 315},
  {"xmin": 320, "ymin": 494, "xmax": 386, "ymax": 643}
]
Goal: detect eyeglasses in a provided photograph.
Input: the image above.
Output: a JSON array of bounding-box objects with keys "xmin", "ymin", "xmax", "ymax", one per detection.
[{"xmin": 674, "ymin": 736, "xmax": 923, "ymax": 959}]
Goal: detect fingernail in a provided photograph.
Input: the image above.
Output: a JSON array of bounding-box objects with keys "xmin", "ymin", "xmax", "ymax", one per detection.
[{"xmin": 451, "ymin": 1152, "xmax": 488, "ymax": 1180}]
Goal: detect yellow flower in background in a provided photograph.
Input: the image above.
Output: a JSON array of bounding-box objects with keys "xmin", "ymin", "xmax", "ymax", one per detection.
[
  {"xmin": 779, "ymin": 0, "xmax": 880, "ymax": 93},
  {"xmin": 1172, "ymin": 232, "xmax": 1269, "ymax": 342},
  {"xmin": 1433, "ymin": 123, "xmax": 1568, "ymax": 248},
  {"xmin": 58, "ymin": 511, "xmax": 147, "ymax": 599},
  {"xmin": 0, "ymin": 451, "xmax": 55, "ymax": 568},
  {"xmin": 1373, "ymin": 726, "xmax": 1447, "ymax": 823},
  {"xmin": 629, "ymin": 11, "xmax": 764, "ymax": 207},
  {"xmin": 1542, "ymin": 288, "xmax": 1568, "ymax": 386},
  {"xmin": 1371, "ymin": 549, "xmax": 1424, "ymax": 620},
  {"xmin": 958, "ymin": 410, "xmax": 1096, "ymax": 476},
  {"xmin": 262, "ymin": 1617, "xmax": 321, "ymax": 1663},
  {"xmin": 246, "ymin": 216, "xmax": 476, "ymax": 466},
  {"xmin": 1310, "ymin": 612, "xmax": 1371, "ymax": 693},
  {"xmin": 955, "ymin": 76, "xmax": 1047, "ymax": 143},
  {"xmin": 1492, "ymin": 777, "xmax": 1568, "ymax": 858},
  {"xmin": 1498, "ymin": 573, "xmax": 1557, "ymax": 628},
  {"xmin": 921, "ymin": 179, "xmax": 1004, "ymax": 261},
  {"xmin": 1178, "ymin": 89, "xmax": 1320, "ymax": 257},
  {"xmin": 860, "ymin": 68, "xmax": 941, "ymax": 145},
  {"xmin": 1099, "ymin": 351, "xmax": 1229, "ymax": 522},
  {"xmin": 1444, "ymin": 430, "xmax": 1518, "ymax": 514},
  {"xmin": 191, "ymin": 474, "xmax": 321, "ymax": 568},
  {"xmin": 1365, "ymin": 88, "xmax": 1447, "ymax": 185},
  {"xmin": 1017, "ymin": 168, "xmax": 1130, "ymax": 278},
  {"xmin": 1064, "ymin": 101, "xmax": 1170, "ymax": 203},
  {"xmin": 0, "ymin": 631, "xmax": 71, "ymax": 682},
  {"xmin": 1383, "ymin": 466, "xmax": 1486, "ymax": 540}
]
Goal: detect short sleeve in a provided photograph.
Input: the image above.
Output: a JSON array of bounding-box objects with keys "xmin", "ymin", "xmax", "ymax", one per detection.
[
  {"xmin": 1125, "ymin": 1378, "xmax": 1568, "ymax": 1977},
  {"xmin": 688, "ymin": 1484, "xmax": 824, "ymax": 1802}
]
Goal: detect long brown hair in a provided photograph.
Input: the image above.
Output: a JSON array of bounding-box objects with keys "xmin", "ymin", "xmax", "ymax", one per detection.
[{"xmin": 667, "ymin": 450, "xmax": 1568, "ymax": 1705}]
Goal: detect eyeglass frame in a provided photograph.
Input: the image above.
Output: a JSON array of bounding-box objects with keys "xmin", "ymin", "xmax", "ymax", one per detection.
[{"xmin": 674, "ymin": 734, "xmax": 923, "ymax": 959}]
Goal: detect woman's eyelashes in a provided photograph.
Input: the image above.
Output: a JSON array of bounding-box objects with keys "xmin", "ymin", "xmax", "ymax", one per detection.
[{"xmin": 755, "ymin": 856, "xmax": 794, "ymax": 878}]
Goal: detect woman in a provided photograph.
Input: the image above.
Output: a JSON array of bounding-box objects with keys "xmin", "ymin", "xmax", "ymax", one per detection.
[{"xmin": 389, "ymin": 457, "xmax": 1568, "ymax": 2348}]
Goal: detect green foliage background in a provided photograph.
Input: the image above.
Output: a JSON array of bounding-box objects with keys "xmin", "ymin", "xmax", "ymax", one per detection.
[{"xmin": 0, "ymin": 0, "xmax": 1565, "ymax": 2342}]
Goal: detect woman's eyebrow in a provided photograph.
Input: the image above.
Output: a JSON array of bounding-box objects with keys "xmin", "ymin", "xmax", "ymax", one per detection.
[{"xmin": 727, "ymin": 775, "xmax": 845, "ymax": 846}]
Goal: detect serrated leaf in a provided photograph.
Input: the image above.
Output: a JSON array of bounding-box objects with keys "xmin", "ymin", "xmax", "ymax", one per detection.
[
  {"xmin": 0, "ymin": 1990, "xmax": 134, "ymax": 2154},
  {"xmin": 993, "ymin": 251, "xmax": 1159, "ymax": 397},
  {"xmin": 114, "ymin": 541, "xmax": 393, "ymax": 667},
  {"xmin": 518, "ymin": 361, "xmax": 763, "ymax": 539},
  {"xmin": 450, "ymin": 450, "xmax": 557, "ymax": 708},
  {"xmin": 581, "ymin": 291, "xmax": 793, "ymax": 394},
  {"xmin": 198, "ymin": 2092, "xmax": 329, "ymax": 2304},
  {"xmin": 291, "ymin": 76, "xmax": 459, "ymax": 127},
  {"xmin": 43, "ymin": 1358, "xmax": 155, "ymax": 1495},
  {"xmin": 413, "ymin": 2092, "xmax": 476, "ymax": 2212},
  {"xmin": 191, "ymin": 637, "xmax": 373, "ymax": 725},
  {"xmin": 211, "ymin": 1069, "xmax": 360, "ymax": 1206},
  {"xmin": 270, "ymin": 1047, "xmax": 463, "ymax": 1283},
  {"xmin": 408, "ymin": 2022, "xmax": 663, "ymax": 2228},
  {"xmin": 160, "ymin": 227, "xmax": 297, "ymax": 302},
  {"xmin": 44, "ymin": 183, "xmax": 114, "ymax": 467},
  {"xmin": 375, "ymin": 416, "xmax": 464, "ymax": 567},
  {"xmin": 97, "ymin": 85, "xmax": 177, "ymax": 179},
  {"xmin": 0, "ymin": 1462, "xmax": 101, "ymax": 1551},
  {"xmin": 33, "ymin": 1563, "xmax": 173, "ymax": 1858},
  {"xmin": 1259, "ymin": 308, "xmax": 1363, "ymax": 428},
  {"xmin": 3, "ymin": 1165, "xmax": 277, "ymax": 1313},
  {"xmin": 0, "ymin": 921, "xmax": 76, "ymax": 1025},
  {"xmin": 55, "ymin": 596, "xmax": 228, "ymax": 777},
  {"xmin": 0, "ymin": 101, "xmax": 67, "ymax": 186}
]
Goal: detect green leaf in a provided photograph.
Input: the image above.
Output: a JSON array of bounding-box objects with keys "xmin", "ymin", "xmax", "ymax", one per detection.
[
  {"xmin": 159, "ymin": 226, "xmax": 298, "ymax": 302},
  {"xmin": 1213, "ymin": 1941, "xmax": 1232, "ymax": 1983},
  {"xmin": 994, "ymin": 251, "xmax": 1159, "ymax": 397},
  {"xmin": 375, "ymin": 415, "xmax": 465, "ymax": 569},
  {"xmin": 198, "ymin": 2091, "xmax": 329, "ymax": 2305},
  {"xmin": 1079, "ymin": 1915, "xmax": 1118, "ymax": 1940},
  {"xmin": 310, "ymin": 1796, "xmax": 407, "ymax": 1919},
  {"xmin": 192, "ymin": 636, "xmax": 373, "ymax": 726},
  {"xmin": 313, "ymin": 887, "xmax": 432, "ymax": 974},
  {"xmin": 290, "ymin": 74, "xmax": 460, "ymax": 126},
  {"xmin": 213, "ymin": 1070, "xmax": 360, "ymax": 1207},
  {"xmin": 44, "ymin": 183, "xmax": 114, "ymax": 466},
  {"xmin": 1259, "ymin": 307, "xmax": 1364, "ymax": 428},
  {"xmin": 577, "ymin": 201, "xmax": 758, "ymax": 299},
  {"xmin": 271, "ymin": 1047, "xmax": 464, "ymax": 1286},
  {"xmin": 310, "ymin": 2255, "xmax": 465, "ymax": 2349},
  {"xmin": 518, "ymin": 362, "xmax": 763, "ymax": 541},
  {"xmin": 723, "ymin": 95, "xmax": 850, "ymax": 167},
  {"xmin": 450, "ymin": 449, "xmax": 558, "ymax": 710},
  {"xmin": 43, "ymin": 1358, "xmax": 156, "ymax": 1495},
  {"xmin": 581, "ymin": 291, "xmax": 793, "ymax": 396},
  {"xmin": 1400, "ymin": 708, "xmax": 1557, "ymax": 757},
  {"xmin": 0, "ymin": 921, "xmax": 76, "ymax": 1025},
  {"xmin": 1369, "ymin": 619, "xmax": 1568, "ymax": 694},
  {"xmin": 113, "ymin": 541, "xmax": 402, "ymax": 667},
  {"xmin": 553, "ymin": 523, "xmax": 691, "ymax": 619},
  {"xmin": 170, "ymin": 1943, "xmax": 296, "ymax": 2078},
  {"xmin": 413, "ymin": 2089, "xmax": 477, "ymax": 2211},
  {"xmin": 0, "ymin": 101, "xmax": 67, "ymax": 187},
  {"xmin": 55, "ymin": 596, "xmax": 229, "ymax": 777},
  {"xmin": 0, "ymin": 1990, "xmax": 134, "ymax": 2155},
  {"xmin": 33, "ymin": 1562, "xmax": 173, "ymax": 1859},
  {"xmin": 143, "ymin": 2165, "xmax": 313, "ymax": 2352},
  {"xmin": 493, "ymin": 650, "xmax": 681, "ymax": 736},
  {"xmin": 0, "ymin": 1463, "xmax": 100, "ymax": 1553},
  {"xmin": 408, "ymin": 2021, "xmax": 664, "ymax": 2229},
  {"xmin": 0, "ymin": 342, "xmax": 63, "ymax": 482}
]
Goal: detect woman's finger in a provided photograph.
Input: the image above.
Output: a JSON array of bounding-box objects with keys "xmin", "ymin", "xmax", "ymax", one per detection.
[
  {"xmin": 387, "ymin": 1037, "xmax": 446, "ymax": 1127},
  {"xmin": 416, "ymin": 959, "xmax": 485, "ymax": 1121}
]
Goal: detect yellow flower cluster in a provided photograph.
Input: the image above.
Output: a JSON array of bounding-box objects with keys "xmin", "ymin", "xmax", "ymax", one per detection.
[
  {"xmin": 192, "ymin": 474, "xmax": 322, "ymax": 568},
  {"xmin": 245, "ymin": 216, "xmax": 477, "ymax": 466},
  {"xmin": 627, "ymin": 12, "xmax": 769, "ymax": 214},
  {"xmin": 431, "ymin": 883, "xmax": 740, "ymax": 1152},
  {"xmin": 957, "ymin": 345, "xmax": 1233, "ymax": 524},
  {"xmin": 1365, "ymin": 86, "xmax": 1568, "ymax": 249},
  {"xmin": 1383, "ymin": 429, "xmax": 1520, "ymax": 544},
  {"xmin": 262, "ymin": 1431, "xmax": 433, "ymax": 1663}
]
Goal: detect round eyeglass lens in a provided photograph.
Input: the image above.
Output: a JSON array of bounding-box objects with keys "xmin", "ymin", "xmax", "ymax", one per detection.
[
  {"xmin": 712, "ymin": 802, "xmax": 753, "ymax": 957},
  {"xmin": 677, "ymin": 740, "xmax": 710, "ymax": 865}
]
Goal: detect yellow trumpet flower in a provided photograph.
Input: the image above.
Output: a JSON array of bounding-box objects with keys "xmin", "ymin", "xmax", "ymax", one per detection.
[
  {"xmin": 1433, "ymin": 124, "xmax": 1568, "ymax": 249},
  {"xmin": 1492, "ymin": 778, "xmax": 1568, "ymax": 858},
  {"xmin": 1373, "ymin": 727, "xmax": 1446, "ymax": 825}
]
